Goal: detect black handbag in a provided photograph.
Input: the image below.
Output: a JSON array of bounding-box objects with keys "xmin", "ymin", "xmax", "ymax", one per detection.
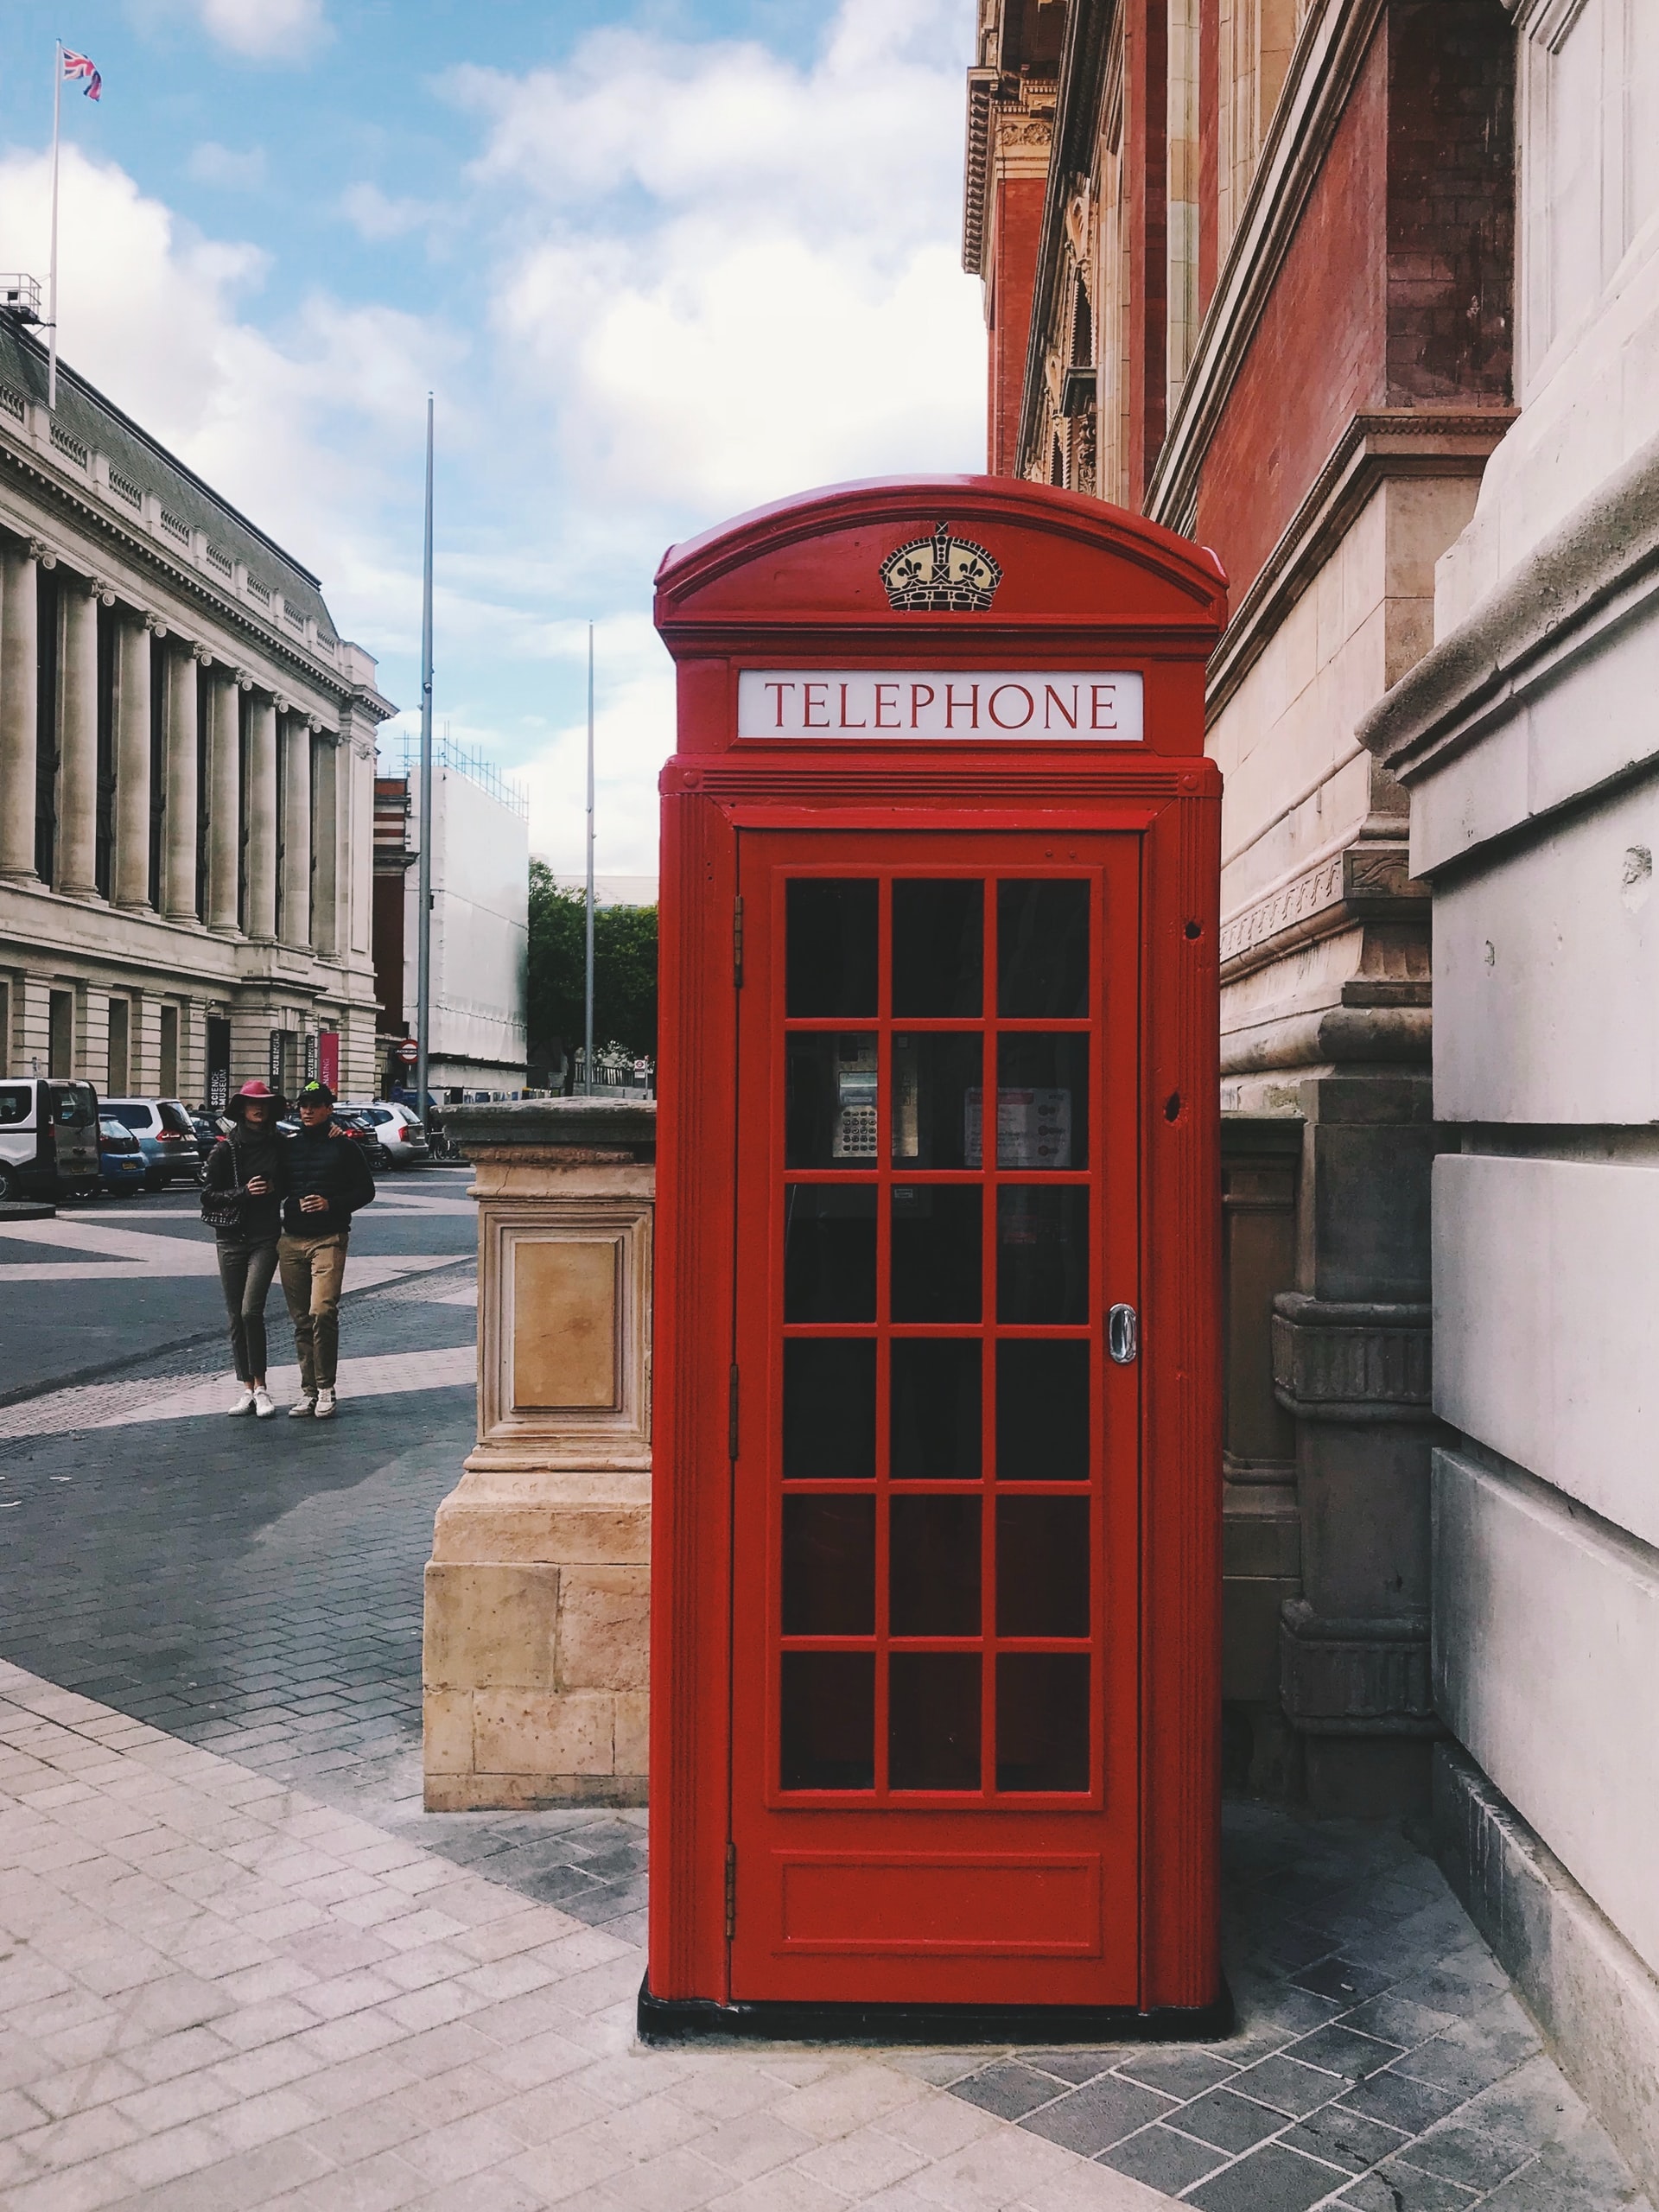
[{"xmin": 200, "ymin": 1150, "xmax": 248, "ymax": 1233}]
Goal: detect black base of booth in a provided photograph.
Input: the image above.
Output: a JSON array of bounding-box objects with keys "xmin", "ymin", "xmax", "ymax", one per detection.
[{"xmin": 637, "ymin": 1975, "xmax": 1235, "ymax": 2046}]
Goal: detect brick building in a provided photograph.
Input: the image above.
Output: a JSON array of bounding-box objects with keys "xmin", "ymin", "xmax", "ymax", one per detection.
[{"xmin": 965, "ymin": 0, "xmax": 1517, "ymax": 1817}]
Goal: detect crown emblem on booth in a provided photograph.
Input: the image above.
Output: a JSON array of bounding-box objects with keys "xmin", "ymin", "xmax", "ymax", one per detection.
[{"xmin": 880, "ymin": 521, "xmax": 1002, "ymax": 613}]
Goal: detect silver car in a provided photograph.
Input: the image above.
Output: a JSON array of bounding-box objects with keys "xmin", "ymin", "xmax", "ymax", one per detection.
[
  {"xmin": 340, "ymin": 1102, "xmax": 429, "ymax": 1166},
  {"xmin": 100, "ymin": 1097, "xmax": 203, "ymax": 1192}
]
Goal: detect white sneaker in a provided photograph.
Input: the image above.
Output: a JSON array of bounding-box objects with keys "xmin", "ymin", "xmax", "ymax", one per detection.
[
  {"xmin": 289, "ymin": 1395, "xmax": 315, "ymax": 1419},
  {"xmin": 252, "ymin": 1389, "xmax": 276, "ymax": 1419},
  {"xmin": 314, "ymin": 1388, "xmax": 337, "ymax": 1421},
  {"xmin": 228, "ymin": 1387, "xmax": 256, "ymax": 1417}
]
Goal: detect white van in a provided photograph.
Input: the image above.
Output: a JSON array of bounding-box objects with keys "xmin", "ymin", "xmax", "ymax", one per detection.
[{"xmin": 0, "ymin": 1078, "xmax": 102, "ymax": 1203}]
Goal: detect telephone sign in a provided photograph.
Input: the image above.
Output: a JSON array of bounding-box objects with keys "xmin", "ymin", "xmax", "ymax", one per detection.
[{"xmin": 645, "ymin": 478, "xmax": 1228, "ymax": 2041}]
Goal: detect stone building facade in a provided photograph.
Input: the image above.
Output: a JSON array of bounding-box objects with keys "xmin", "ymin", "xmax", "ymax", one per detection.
[
  {"xmin": 966, "ymin": 0, "xmax": 1517, "ymax": 1814},
  {"xmin": 0, "ymin": 314, "xmax": 393, "ymax": 1108},
  {"xmin": 1357, "ymin": 0, "xmax": 1659, "ymax": 2190}
]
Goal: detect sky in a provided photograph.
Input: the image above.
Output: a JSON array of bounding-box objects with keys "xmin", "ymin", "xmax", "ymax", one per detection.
[{"xmin": 0, "ymin": 0, "xmax": 986, "ymax": 876}]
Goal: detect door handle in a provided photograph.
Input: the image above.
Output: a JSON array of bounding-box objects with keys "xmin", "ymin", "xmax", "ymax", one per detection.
[{"xmin": 1107, "ymin": 1303, "xmax": 1138, "ymax": 1364}]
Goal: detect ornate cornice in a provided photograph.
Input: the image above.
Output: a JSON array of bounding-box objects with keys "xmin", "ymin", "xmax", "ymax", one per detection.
[
  {"xmin": 1206, "ymin": 409, "xmax": 1516, "ymax": 723},
  {"xmin": 1280, "ymin": 1600, "xmax": 1440, "ymax": 1736},
  {"xmin": 1220, "ymin": 841, "xmax": 1427, "ymax": 979},
  {"xmin": 1272, "ymin": 1293, "xmax": 1433, "ymax": 1423}
]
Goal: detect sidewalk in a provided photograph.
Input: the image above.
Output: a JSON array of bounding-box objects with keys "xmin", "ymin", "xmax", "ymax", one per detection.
[{"xmin": 0, "ymin": 1658, "xmax": 1646, "ymax": 2212}]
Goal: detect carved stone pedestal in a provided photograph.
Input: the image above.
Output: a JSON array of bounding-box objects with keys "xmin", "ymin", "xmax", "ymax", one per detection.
[{"xmin": 422, "ymin": 1100, "xmax": 655, "ymax": 1812}]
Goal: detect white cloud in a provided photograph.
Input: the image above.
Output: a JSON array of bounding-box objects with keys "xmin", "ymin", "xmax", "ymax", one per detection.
[
  {"xmin": 187, "ymin": 140, "xmax": 267, "ymax": 190},
  {"xmin": 192, "ymin": 0, "xmax": 331, "ymax": 63},
  {"xmin": 0, "ymin": 143, "xmax": 451, "ymax": 622},
  {"xmin": 340, "ymin": 181, "xmax": 437, "ymax": 243},
  {"xmin": 455, "ymin": 0, "xmax": 984, "ymax": 516}
]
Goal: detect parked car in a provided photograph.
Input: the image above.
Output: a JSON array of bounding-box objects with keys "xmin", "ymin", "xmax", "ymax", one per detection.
[
  {"xmin": 340, "ymin": 1102, "xmax": 430, "ymax": 1166},
  {"xmin": 188, "ymin": 1112, "xmax": 226, "ymax": 1179},
  {"xmin": 330, "ymin": 1109, "xmax": 394, "ymax": 1171},
  {"xmin": 100, "ymin": 1097, "xmax": 203, "ymax": 1193},
  {"xmin": 98, "ymin": 1115, "xmax": 148, "ymax": 1197},
  {"xmin": 0, "ymin": 1077, "xmax": 102, "ymax": 1202}
]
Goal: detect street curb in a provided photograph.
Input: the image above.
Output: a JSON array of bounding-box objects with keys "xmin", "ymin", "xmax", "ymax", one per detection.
[{"xmin": 0, "ymin": 1257, "xmax": 475, "ymax": 1413}]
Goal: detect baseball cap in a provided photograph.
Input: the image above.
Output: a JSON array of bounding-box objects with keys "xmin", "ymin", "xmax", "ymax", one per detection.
[{"xmin": 297, "ymin": 1080, "xmax": 335, "ymax": 1108}]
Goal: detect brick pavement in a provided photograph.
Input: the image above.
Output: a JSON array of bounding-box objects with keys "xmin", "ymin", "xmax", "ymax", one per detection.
[{"xmin": 0, "ymin": 1268, "xmax": 1649, "ymax": 2208}]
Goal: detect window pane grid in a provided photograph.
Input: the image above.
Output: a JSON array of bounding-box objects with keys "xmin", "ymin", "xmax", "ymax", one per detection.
[{"xmin": 777, "ymin": 868, "xmax": 1102, "ymax": 1802}]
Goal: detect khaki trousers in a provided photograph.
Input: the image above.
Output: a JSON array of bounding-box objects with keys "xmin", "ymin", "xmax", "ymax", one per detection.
[{"xmin": 277, "ymin": 1231, "xmax": 349, "ymax": 1395}]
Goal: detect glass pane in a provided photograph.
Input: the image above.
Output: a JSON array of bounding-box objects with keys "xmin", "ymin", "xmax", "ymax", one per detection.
[
  {"xmin": 891, "ymin": 1339, "xmax": 981, "ymax": 1482},
  {"xmin": 996, "ymin": 1186, "xmax": 1089, "ymax": 1324},
  {"xmin": 996, "ymin": 1654, "xmax": 1090, "ymax": 1792},
  {"xmin": 781, "ymin": 1653, "xmax": 874, "ymax": 1790},
  {"xmin": 785, "ymin": 1186, "xmax": 876, "ymax": 1321},
  {"xmin": 889, "ymin": 1494, "xmax": 982, "ymax": 1637},
  {"xmin": 995, "ymin": 1497, "xmax": 1090, "ymax": 1637},
  {"xmin": 995, "ymin": 1034, "xmax": 1088, "ymax": 1169},
  {"xmin": 787, "ymin": 1033, "xmax": 878, "ymax": 1166},
  {"xmin": 892, "ymin": 1185, "xmax": 982, "ymax": 1322},
  {"xmin": 892, "ymin": 880, "xmax": 983, "ymax": 1016},
  {"xmin": 996, "ymin": 1340, "xmax": 1090, "ymax": 1480},
  {"xmin": 892, "ymin": 1034, "xmax": 982, "ymax": 1166},
  {"xmin": 783, "ymin": 1496, "xmax": 875, "ymax": 1634},
  {"xmin": 998, "ymin": 880, "xmax": 1089, "ymax": 1016},
  {"xmin": 890, "ymin": 1653, "xmax": 981, "ymax": 1790},
  {"xmin": 785, "ymin": 1341, "xmax": 875, "ymax": 1480},
  {"xmin": 787, "ymin": 880, "xmax": 878, "ymax": 1017}
]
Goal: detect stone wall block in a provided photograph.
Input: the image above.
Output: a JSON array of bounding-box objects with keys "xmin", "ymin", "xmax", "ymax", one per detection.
[
  {"xmin": 423, "ymin": 1691, "xmax": 474, "ymax": 1775},
  {"xmin": 431, "ymin": 1503, "xmax": 650, "ymax": 1567},
  {"xmin": 473, "ymin": 1689, "xmax": 614, "ymax": 1778},
  {"xmin": 423, "ymin": 1562, "xmax": 557, "ymax": 1691},
  {"xmin": 1280, "ymin": 1598, "xmax": 1437, "ymax": 1733},
  {"xmin": 558, "ymin": 1567, "xmax": 650, "ymax": 1694},
  {"xmin": 614, "ymin": 1691, "xmax": 650, "ymax": 1777},
  {"xmin": 1272, "ymin": 1294, "xmax": 1432, "ymax": 1417}
]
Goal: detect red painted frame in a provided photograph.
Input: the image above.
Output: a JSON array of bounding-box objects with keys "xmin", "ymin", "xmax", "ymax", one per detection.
[{"xmin": 650, "ymin": 476, "xmax": 1225, "ymax": 2022}]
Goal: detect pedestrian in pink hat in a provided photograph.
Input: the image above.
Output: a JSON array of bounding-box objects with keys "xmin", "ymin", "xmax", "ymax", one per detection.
[{"xmin": 200, "ymin": 1080, "xmax": 290, "ymax": 1418}]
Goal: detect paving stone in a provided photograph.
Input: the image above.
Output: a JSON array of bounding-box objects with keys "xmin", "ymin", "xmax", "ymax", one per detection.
[
  {"xmin": 1096, "ymin": 2120, "xmax": 1230, "ymax": 2193},
  {"xmin": 1164, "ymin": 2085, "xmax": 1288, "ymax": 2153},
  {"xmin": 1279, "ymin": 2098, "xmax": 1409, "ymax": 2174},
  {"xmin": 1111, "ymin": 2047, "xmax": 1240, "ymax": 2101},
  {"xmin": 948, "ymin": 2062, "xmax": 1065, "ymax": 2121},
  {"xmin": 1228, "ymin": 2051, "xmax": 1344, "ymax": 2120},
  {"xmin": 1338, "ymin": 2161, "xmax": 1482, "ymax": 2209},
  {"xmin": 1185, "ymin": 2139, "xmax": 1350, "ymax": 2212},
  {"xmin": 1018, "ymin": 2072, "xmax": 1177, "ymax": 2155},
  {"xmin": 1285, "ymin": 2021, "xmax": 1408, "ymax": 2082},
  {"xmin": 1396, "ymin": 2120, "xmax": 1544, "ymax": 2192}
]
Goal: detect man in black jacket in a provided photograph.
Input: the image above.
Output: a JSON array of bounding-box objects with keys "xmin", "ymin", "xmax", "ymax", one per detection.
[{"xmin": 278, "ymin": 1080, "xmax": 376, "ymax": 1420}]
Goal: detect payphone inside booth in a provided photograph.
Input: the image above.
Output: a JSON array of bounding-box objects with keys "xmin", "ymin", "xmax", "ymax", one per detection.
[{"xmin": 645, "ymin": 479, "xmax": 1229, "ymax": 2039}]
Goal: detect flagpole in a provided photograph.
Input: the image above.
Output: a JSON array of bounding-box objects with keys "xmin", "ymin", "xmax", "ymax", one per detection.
[
  {"xmin": 47, "ymin": 41, "xmax": 61, "ymax": 410},
  {"xmin": 593, "ymin": 619, "xmax": 606, "ymax": 1092},
  {"xmin": 415, "ymin": 393, "xmax": 434, "ymax": 1123}
]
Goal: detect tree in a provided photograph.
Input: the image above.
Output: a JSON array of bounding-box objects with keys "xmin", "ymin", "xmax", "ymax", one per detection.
[{"xmin": 526, "ymin": 858, "xmax": 658, "ymax": 1072}]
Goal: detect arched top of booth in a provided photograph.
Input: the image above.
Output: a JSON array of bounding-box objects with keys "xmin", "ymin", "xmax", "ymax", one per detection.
[{"xmin": 654, "ymin": 476, "xmax": 1228, "ymax": 654}]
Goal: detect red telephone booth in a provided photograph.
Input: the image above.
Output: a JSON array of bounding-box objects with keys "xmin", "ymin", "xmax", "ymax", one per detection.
[{"xmin": 645, "ymin": 478, "xmax": 1228, "ymax": 2039}]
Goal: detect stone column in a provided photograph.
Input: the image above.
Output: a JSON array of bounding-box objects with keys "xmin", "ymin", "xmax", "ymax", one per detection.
[
  {"xmin": 0, "ymin": 539, "xmax": 39, "ymax": 881},
  {"xmin": 162, "ymin": 644, "xmax": 199, "ymax": 922},
  {"xmin": 205, "ymin": 667, "xmax": 241, "ymax": 936},
  {"xmin": 56, "ymin": 577, "xmax": 99, "ymax": 898},
  {"xmin": 111, "ymin": 613, "xmax": 152, "ymax": 910},
  {"xmin": 423, "ymin": 1099, "xmax": 655, "ymax": 1812},
  {"xmin": 245, "ymin": 694, "xmax": 278, "ymax": 942},
  {"xmin": 312, "ymin": 734, "xmax": 339, "ymax": 957},
  {"xmin": 282, "ymin": 715, "xmax": 313, "ymax": 950}
]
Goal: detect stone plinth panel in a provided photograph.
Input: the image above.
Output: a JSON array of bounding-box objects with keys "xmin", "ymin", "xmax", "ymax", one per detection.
[{"xmin": 423, "ymin": 1098, "xmax": 654, "ymax": 1811}]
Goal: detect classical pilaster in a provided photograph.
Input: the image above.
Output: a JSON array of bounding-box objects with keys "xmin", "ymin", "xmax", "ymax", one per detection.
[
  {"xmin": 163, "ymin": 644, "xmax": 199, "ymax": 923},
  {"xmin": 205, "ymin": 665, "xmax": 242, "ymax": 937},
  {"xmin": 282, "ymin": 715, "xmax": 313, "ymax": 950},
  {"xmin": 56, "ymin": 575, "xmax": 100, "ymax": 899},
  {"xmin": 245, "ymin": 693, "xmax": 278, "ymax": 943},
  {"xmin": 312, "ymin": 733, "xmax": 339, "ymax": 957},
  {"xmin": 0, "ymin": 538, "xmax": 40, "ymax": 881},
  {"xmin": 112, "ymin": 613, "xmax": 152, "ymax": 911}
]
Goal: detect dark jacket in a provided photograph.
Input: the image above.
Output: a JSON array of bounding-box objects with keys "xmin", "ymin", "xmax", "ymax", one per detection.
[
  {"xmin": 204, "ymin": 1122, "xmax": 289, "ymax": 1244},
  {"xmin": 281, "ymin": 1122, "xmax": 376, "ymax": 1238}
]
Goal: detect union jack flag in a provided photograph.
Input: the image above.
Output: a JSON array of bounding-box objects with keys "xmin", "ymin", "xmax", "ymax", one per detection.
[{"xmin": 62, "ymin": 48, "xmax": 101, "ymax": 101}]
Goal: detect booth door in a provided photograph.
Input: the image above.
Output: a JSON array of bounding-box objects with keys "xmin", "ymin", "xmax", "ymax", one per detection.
[{"xmin": 729, "ymin": 831, "xmax": 1142, "ymax": 2006}]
